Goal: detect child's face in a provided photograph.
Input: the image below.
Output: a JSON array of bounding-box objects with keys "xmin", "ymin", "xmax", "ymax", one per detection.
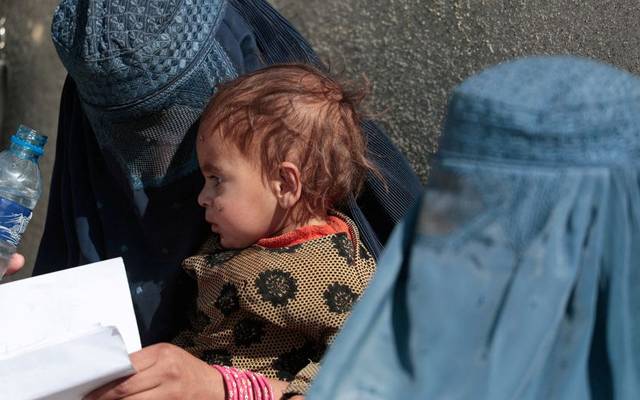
[{"xmin": 196, "ymin": 136, "xmax": 281, "ymax": 249}]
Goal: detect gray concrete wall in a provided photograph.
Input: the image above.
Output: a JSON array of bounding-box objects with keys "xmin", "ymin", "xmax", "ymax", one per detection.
[
  {"xmin": 271, "ymin": 0, "xmax": 640, "ymax": 180},
  {"xmin": 3, "ymin": 0, "xmax": 640, "ymax": 281},
  {"xmin": 1, "ymin": 0, "xmax": 65, "ymax": 282}
]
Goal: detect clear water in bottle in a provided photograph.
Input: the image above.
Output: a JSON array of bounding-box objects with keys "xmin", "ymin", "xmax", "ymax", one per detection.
[{"xmin": 0, "ymin": 125, "xmax": 47, "ymax": 279}]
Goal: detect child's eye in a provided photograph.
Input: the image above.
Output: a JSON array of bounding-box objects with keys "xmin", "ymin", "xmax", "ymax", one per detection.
[{"xmin": 208, "ymin": 176, "xmax": 222, "ymax": 186}]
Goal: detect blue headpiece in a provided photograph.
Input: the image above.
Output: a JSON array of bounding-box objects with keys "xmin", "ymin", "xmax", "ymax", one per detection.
[
  {"xmin": 51, "ymin": 0, "xmax": 318, "ymax": 191},
  {"xmin": 308, "ymin": 56, "xmax": 640, "ymax": 399},
  {"xmin": 440, "ymin": 55, "xmax": 640, "ymax": 166}
]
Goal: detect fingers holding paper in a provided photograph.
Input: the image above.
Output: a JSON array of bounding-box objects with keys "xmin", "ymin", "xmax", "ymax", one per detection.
[{"xmin": 84, "ymin": 343, "xmax": 225, "ymax": 400}]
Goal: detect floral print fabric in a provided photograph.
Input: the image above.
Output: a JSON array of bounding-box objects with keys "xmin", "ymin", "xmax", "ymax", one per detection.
[{"xmin": 173, "ymin": 213, "xmax": 376, "ymax": 395}]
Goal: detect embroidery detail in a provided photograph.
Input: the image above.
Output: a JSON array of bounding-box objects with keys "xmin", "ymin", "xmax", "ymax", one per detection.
[
  {"xmin": 359, "ymin": 243, "xmax": 372, "ymax": 260},
  {"xmin": 233, "ymin": 318, "xmax": 266, "ymax": 347},
  {"xmin": 255, "ymin": 269, "xmax": 298, "ymax": 307},
  {"xmin": 205, "ymin": 250, "xmax": 236, "ymax": 266},
  {"xmin": 273, "ymin": 342, "xmax": 324, "ymax": 381},
  {"xmin": 215, "ymin": 283, "xmax": 240, "ymax": 316},
  {"xmin": 323, "ymin": 283, "xmax": 358, "ymax": 314},
  {"xmin": 202, "ymin": 349, "xmax": 233, "ymax": 366},
  {"xmin": 331, "ymin": 234, "xmax": 354, "ymax": 265}
]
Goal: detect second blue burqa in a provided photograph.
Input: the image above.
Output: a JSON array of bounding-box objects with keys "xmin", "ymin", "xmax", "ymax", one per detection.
[{"xmin": 308, "ymin": 56, "xmax": 640, "ymax": 399}]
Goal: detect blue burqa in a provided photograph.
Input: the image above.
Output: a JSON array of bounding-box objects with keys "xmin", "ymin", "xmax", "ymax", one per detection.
[
  {"xmin": 308, "ymin": 56, "xmax": 640, "ymax": 399},
  {"xmin": 35, "ymin": 0, "xmax": 421, "ymax": 346}
]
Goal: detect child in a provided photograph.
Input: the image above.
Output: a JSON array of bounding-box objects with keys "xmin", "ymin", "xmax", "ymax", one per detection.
[{"xmin": 173, "ymin": 64, "xmax": 378, "ymax": 399}]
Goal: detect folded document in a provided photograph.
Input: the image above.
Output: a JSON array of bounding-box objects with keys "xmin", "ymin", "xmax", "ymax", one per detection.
[{"xmin": 0, "ymin": 258, "xmax": 140, "ymax": 399}]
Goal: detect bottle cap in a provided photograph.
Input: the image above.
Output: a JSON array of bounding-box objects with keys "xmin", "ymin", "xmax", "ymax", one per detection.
[{"xmin": 10, "ymin": 125, "xmax": 47, "ymax": 156}]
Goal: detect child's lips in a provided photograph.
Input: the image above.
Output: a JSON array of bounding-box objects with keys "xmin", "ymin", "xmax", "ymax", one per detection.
[{"xmin": 204, "ymin": 216, "xmax": 215, "ymax": 226}]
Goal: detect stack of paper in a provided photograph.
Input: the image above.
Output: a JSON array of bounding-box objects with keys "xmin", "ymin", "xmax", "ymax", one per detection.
[{"xmin": 0, "ymin": 258, "xmax": 140, "ymax": 400}]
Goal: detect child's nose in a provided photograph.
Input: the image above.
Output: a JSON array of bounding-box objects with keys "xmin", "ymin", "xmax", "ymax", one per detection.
[{"xmin": 197, "ymin": 188, "xmax": 210, "ymax": 208}]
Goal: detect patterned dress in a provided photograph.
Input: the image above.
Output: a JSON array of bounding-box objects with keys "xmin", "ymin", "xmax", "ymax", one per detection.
[{"xmin": 173, "ymin": 213, "xmax": 376, "ymax": 395}]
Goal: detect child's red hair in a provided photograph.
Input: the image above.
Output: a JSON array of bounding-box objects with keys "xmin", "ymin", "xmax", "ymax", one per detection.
[{"xmin": 199, "ymin": 63, "xmax": 378, "ymax": 223}]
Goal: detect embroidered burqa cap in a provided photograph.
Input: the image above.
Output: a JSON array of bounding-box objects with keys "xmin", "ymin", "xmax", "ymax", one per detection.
[
  {"xmin": 51, "ymin": 0, "xmax": 318, "ymax": 191},
  {"xmin": 308, "ymin": 56, "xmax": 640, "ymax": 399}
]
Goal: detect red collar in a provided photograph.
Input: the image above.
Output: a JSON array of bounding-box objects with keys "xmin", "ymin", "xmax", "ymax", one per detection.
[{"xmin": 257, "ymin": 216, "xmax": 351, "ymax": 248}]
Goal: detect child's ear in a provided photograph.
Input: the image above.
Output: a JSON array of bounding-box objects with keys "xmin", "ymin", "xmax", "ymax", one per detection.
[{"xmin": 274, "ymin": 161, "xmax": 302, "ymax": 209}]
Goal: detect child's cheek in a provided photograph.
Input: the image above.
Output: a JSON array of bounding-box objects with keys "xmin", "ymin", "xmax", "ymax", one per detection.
[{"xmin": 213, "ymin": 198, "xmax": 224, "ymax": 212}]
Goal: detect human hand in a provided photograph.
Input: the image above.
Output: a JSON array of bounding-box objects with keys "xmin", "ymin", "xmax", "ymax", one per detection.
[
  {"xmin": 3, "ymin": 253, "xmax": 25, "ymax": 276},
  {"xmin": 84, "ymin": 343, "xmax": 225, "ymax": 400}
]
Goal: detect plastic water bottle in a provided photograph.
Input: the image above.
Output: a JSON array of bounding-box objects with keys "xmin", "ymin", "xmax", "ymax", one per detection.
[{"xmin": 0, "ymin": 125, "xmax": 47, "ymax": 279}]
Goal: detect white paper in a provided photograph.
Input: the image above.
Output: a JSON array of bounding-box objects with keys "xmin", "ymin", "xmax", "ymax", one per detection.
[
  {"xmin": 0, "ymin": 257, "xmax": 141, "ymax": 354},
  {"xmin": 0, "ymin": 325, "xmax": 135, "ymax": 400},
  {"xmin": 0, "ymin": 258, "xmax": 141, "ymax": 399}
]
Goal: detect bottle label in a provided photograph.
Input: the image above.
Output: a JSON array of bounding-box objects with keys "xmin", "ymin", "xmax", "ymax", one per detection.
[{"xmin": 0, "ymin": 196, "xmax": 32, "ymax": 247}]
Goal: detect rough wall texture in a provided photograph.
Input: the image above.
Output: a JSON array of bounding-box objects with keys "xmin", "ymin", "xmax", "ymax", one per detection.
[
  {"xmin": 1, "ymin": 0, "xmax": 65, "ymax": 282},
  {"xmin": 271, "ymin": 0, "xmax": 640, "ymax": 180},
  {"xmin": 3, "ymin": 0, "xmax": 640, "ymax": 280}
]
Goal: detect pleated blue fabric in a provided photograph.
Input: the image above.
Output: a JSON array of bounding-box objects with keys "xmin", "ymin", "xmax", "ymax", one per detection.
[{"xmin": 308, "ymin": 55, "xmax": 640, "ymax": 400}]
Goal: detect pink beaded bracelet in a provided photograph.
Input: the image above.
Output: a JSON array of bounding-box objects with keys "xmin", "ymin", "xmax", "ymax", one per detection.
[
  {"xmin": 234, "ymin": 368, "xmax": 252, "ymax": 400},
  {"xmin": 257, "ymin": 372, "xmax": 274, "ymax": 400},
  {"xmin": 212, "ymin": 365, "xmax": 274, "ymax": 400},
  {"xmin": 212, "ymin": 365, "xmax": 239, "ymax": 400}
]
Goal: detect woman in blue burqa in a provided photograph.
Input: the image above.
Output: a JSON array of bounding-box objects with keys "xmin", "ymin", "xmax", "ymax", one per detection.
[
  {"xmin": 308, "ymin": 55, "xmax": 640, "ymax": 399},
  {"xmin": 9, "ymin": 0, "xmax": 421, "ymax": 398}
]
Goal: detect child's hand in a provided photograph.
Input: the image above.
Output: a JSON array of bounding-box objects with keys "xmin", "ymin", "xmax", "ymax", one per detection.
[{"xmin": 4, "ymin": 253, "xmax": 25, "ymax": 276}]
